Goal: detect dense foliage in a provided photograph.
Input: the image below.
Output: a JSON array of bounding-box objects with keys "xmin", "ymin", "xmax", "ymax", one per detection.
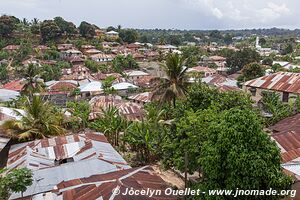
[{"xmin": 0, "ymin": 168, "xmax": 33, "ymax": 199}]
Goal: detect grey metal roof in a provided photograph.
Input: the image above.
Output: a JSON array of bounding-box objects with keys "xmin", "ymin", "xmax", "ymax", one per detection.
[{"xmin": 0, "ymin": 89, "xmax": 20, "ymax": 102}]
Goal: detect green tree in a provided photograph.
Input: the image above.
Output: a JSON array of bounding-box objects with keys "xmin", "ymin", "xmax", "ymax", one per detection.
[
  {"xmin": 223, "ymin": 33, "xmax": 233, "ymax": 45},
  {"xmin": 89, "ymin": 106, "xmax": 127, "ymax": 146},
  {"xmin": 1, "ymin": 95, "xmax": 65, "ymax": 141},
  {"xmin": 102, "ymin": 76, "xmax": 116, "ymax": 95},
  {"xmin": 66, "ymin": 101, "xmax": 90, "ymax": 130},
  {"xmin": 21, "ymin": 64, "xmax": 45, "ymax": 96},
  {"xmin": 260, "ymin": 91, "xmax": 293, "ymax": 125},
  {"xmin": 119, "ymin": 29, "xmax": 138, "ymax": 43},
  {"xmin": 41, "ymin": 64, "xmax": 62, "ymax": 81},
  {"xmin": 0, "ymin": 15, "xmax": 19, "ymax": 37},
  {"xmin": 152, "ymin": 53, "xmax": 188, "ymax": 107},
  {"xmin": 79, "ymin": 21, "xmax": 95, "ymax": 38},
  {"xmin": 226, "ymin": 48, "xmax": 261, "ymax": 73},
  {"xmin": 0, "ymin": 168, "xmax": 33, "ymax": 199},
  {"xmin": 238, "ymin": 62, "xmax": 265, "ymax": 82},
  {"xmin": 0, "ymin": 64, "xmax": 8, "ymax": 82},
  {"xmin": 199, "ymin": 108, "xmax": 292, "ymax": 200},
  {"xmin": 124, "ymin": 104, "xmax": 167, "ymax": 164},
  {"xmin": 54, "ymin": 16, "xmax": 77, "ymax": 35},
  {"xmin": 271, "ymin": 63, "xmax": 282, "ymax": 73},
  {"xmin": 180, "ymin": 46, "xmax": 201, "ymax": 67},
  {"xmin": 282, "ymin": 44, "xmax": 293, "ymax": 55},
  {"xmin": 40, "ymin": 20, "xmax": 62, "ymax": 42},
  {"xmin": 262, "ymin": 57, "xmax": 273, "ymax": 66},
  {"xmin": 259, "ymin": 37, "xmax": 267, "ymax": 46},
  {"xmin": 112, "ymin": 54, "xmax": 138, "ymax": 72}
]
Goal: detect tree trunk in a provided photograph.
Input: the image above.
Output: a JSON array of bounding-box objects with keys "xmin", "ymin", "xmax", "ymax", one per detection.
[{"xmin": 173, "ymin": 97, "xmax": 176, "ymax": 108}]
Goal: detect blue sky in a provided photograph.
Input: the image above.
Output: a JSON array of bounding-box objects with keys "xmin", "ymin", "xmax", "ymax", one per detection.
[{"xmin": 0, "ymin": 0, "xmax": 299, "ymax": 30}]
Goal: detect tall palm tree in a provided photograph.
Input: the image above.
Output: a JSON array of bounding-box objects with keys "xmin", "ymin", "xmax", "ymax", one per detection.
[
  {"xmin": 1, "ymin": 96, "xmax": 65, "ymax": 141},
  {"xmin": 21, "ymin": 64, "xmax": 45, "ymax": 96},
  {"xmin": 89, "ymin": 106, "xmax": 127, "ymax": 146},
  {"xmin": 152, "ymin": 53, "xmax": 188, "ymax": 107}
]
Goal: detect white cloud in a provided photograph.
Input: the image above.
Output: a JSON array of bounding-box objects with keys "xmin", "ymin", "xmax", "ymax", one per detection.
[{"xmin": 181, "ymin": 0, "xmax": 292, "ymax": 25}]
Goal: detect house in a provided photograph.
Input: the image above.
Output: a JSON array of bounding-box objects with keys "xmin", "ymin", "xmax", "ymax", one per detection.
[
  {"xmin": 145, "ymin": 51, "xmax": 159, "ymax": 60},
  {"xmin": 1, "ymin": 79, "xmax": 25, "ymax": 92},
  {"xmin": 92, "ymin": 72, "xmax": 123, "ymax": 82},
  {"xmin": 33, "ymin": 166, "xmax": 179, "ymax": 200},
  {"xmin": 89, "ymin": 95, "xmax": 144, "ymax": 121},
  {"xmin": 69, "ymin": 56, "xmax": 85, "ymax": 66},
  {"xmin": 105, "ymin": 30, "xmax": 119, "ymax": 39},
  {"xmin": 79, "ymin": 81, "xmax": 103, "ymax": 97},
  {"xmin": 90, "ymin": 53, "xmax": 114, "ymax": 63},
  {"xmin": 125, "ymin": 70, "xmax": 149, "ymax": 81},
  {"xmin": 243, "ymin": 72, "xmax": 300, "ymax": 103},
  {"xmin": 0, "ymin": 89, "xmax": 20, "ymax": 102},
  {"xmin": 112, "ymin": 82, "xmax": 138, "ymax": 95},
  {"xmin": 34, "ymin": 45, "xmax": 50, "ymax": 53},
  {"xmin": 57, "ymin": 44, "xmax": 74, "ymax": 51},
  {"xmin": 270, "ymin": 114, "xmax": 300, "ymax": 199},
  {"xmin": 157, "ymin": 44, "xmax": 178, "ymax": 52},
  {"xmin": 187, "ymin": 66, "xmax": 217, "ymax": 77},
  {"xmin": 60, "ymin": 49, "xmax": 83, "ymax": 60},
  {"xmin": 7, "ymin": 131, "xmax": 130, "ymax": 199},
  {"xmin": 126, "ymin": 43, "xmax": 141, "ymax": 51},
  {"xmin": 2, "ymin": 45, "xmax": 20, "ymax": 52},
  {"xmin": 132, "ymin": 52, "xmax": 146, "ymax": 61},
  {"xmin": 21, "ymin": 57, "xmax": 41, "ymax": 67},
  {"xmin": 46, "ymin": 81, "xmax": 78, "ymax": 94},
  {"xmin": 60, "ymin": 65, "xmax": 93, "ymax": 81},
  {"xmin": 0, "ymin": 106, "xmax": 25, "ymax": 124},
  {"xmin": 202, "ymin": 74, "xmax": 240, "ymax": 92},
  {"xmin": 129, "ymin": 92, "xmax": 152, "ymax": 105},
  {"xmin": 84, "ymin": 48, "xmax": 102, "ymax": 56},
  {"xmin": 133, "ymin": 75, "xmax": 156, "ymax": 88},
  {"xmin": 199, "ymin": 55, "xmax": 226, "ymax": 69},
  {"xmin": 81, "ymin": 45, "xmax": 95, "ymax": 51}
]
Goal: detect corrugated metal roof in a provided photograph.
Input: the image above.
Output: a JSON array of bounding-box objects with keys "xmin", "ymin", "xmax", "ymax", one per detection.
[
  {"xmin": 41, "ymin": 166, "xmax": 179, "ymax": 200},
  {"xmin": 187, "ymin": 66, "xmax": 217, "ymax": 74},
  {"xmin": 271, "ymin": 114, "xmax": 300, "ymax": 164},
  {"xmin": 79, "ymin": 81, "xmax": 103, "ymax": 92},
  {"xmin": 129, "ymin": 92, "xmax": 152, "ymax": 103},
  {"xmin": 112, "ymin": 82, "xmax": 138, "ymax": 90},
  {"xmin": 8, "ymin": 132, "xmax": 130, "ymax": 199},
  {"xmin": 89, "ymin": 96, "xmax": 144, "ymax": 121},
  {"xmin": 244, "ymin": 72, "xmax": 300, "ymax": 94}
]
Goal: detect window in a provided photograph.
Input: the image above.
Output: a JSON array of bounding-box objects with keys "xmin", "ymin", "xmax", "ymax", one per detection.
[{"xmin": 282, "ymin": 92, "xmax": 289, "ymax": 102}]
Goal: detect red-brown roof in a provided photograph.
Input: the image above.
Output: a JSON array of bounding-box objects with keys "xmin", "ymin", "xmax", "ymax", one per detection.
[
  {"xmin": 48, "ymin": 81, "xmax": 78, "ymax": 93},
  {"xmin": 271, "ymin": 114, "xmax": 300, "ymax": 163},
  {"xmin": 1, "ymin": 80, "xmax": 24, "ymax": 91},
  {"xmin": 244, "ymin": 72, "xmax": 300, "ymax": 94},
  {"xmin": 133, "ymin": 76, "xmax": 156, "ymax": 88},
  {"xmin": 3, "ymin": 45, "xmax": 20, "ymax": 51},
  {"xmin": 89, "ymin": 96, "xmax": 144, "ymax": 121},
  {"xmin": 6, "ymin": 132, "xmax": 129, "ymax": 171},
  {"xmin": 53, "ymin": 166, "xmax": 179, "ymax": 200}
]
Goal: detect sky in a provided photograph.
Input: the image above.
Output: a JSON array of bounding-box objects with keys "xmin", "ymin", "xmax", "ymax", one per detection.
[{"xmin": 0, "ymin": 0, "xmax": 299, "ymax": 30}]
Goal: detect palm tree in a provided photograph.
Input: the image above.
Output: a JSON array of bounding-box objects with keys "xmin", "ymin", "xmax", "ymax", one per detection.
[
  {"xmin": 32, "ymin": 18, "xmax": 39, "ymax": 25},
  {"xmin": 21, "ymin": 64, "xmax": 45, "ymax": 96},
  {"xmin": 152, "ymin": 53, "xmax": 188, "ymax": 107},
  {"xmin": 1, "ymin": 96, "xmax": 65, "ymax": 141},
  {"xmin": 89, "ymin": 106, "xmax": 127, "ymax": 146}
]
